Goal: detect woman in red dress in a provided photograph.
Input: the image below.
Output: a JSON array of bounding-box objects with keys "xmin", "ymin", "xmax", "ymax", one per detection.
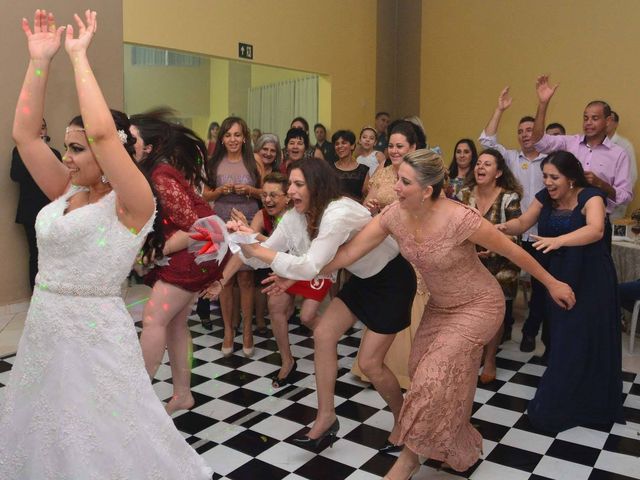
[{"xmin": 131, "ymin": 111, "xmax": 224, "ymax": 414}]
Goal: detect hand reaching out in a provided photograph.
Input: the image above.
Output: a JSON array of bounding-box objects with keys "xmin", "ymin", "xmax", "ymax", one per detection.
[
  {"xmin": 230, "ymin": 208, "xmax": 249, "ymax": 226},
  {"xmin": 497, "ymin": 86, "xmax": 513, "ymax": 112},
  {"xmin": 22, "ymin": 10, "xmax": 65, "ymax": 61},
  {"xmin": 531, "ymin": 234, "xmax": 564, "ymax": 253},
  {"xmin": 536, "ymin": 75, "xmax": 559, "ymax": 104},
  {"xmin": 64, "ymin": 10, "xmax": 97, "ymax": 56},
  {"xmin": 261, "ymin": 274, "xmax": 295, "ymax": 296}
]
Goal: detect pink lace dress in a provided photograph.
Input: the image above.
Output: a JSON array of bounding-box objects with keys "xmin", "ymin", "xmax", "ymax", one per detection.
[{"xmin": 380, "ymin": 200, "xmax": 504, "ymax": 471}]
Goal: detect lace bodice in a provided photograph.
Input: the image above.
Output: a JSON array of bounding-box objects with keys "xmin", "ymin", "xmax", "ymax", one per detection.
[
  {"xmin": 35, "ymin": 186, "xmax": 154, "ymax": 296},
  {"xmin": 380, "ymin": 200, "xmax": 500, "ymax": 308}
]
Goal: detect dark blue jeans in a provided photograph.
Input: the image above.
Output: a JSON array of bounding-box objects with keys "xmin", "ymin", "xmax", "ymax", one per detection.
[
  {"xmin": 521, "ymin": 241, "xmax": 550, "ymax": 349},
  {"xmin": 619, "ymin": 279, "xmax": 640, "ymax": 313}
]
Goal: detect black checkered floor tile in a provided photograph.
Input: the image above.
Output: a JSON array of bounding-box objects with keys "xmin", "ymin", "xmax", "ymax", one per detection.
[{"xmin": 1, "ymin": 302, "xmax": 639, "ymax": 480}]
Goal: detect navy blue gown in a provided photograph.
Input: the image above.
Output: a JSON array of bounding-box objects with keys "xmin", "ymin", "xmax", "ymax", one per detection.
[{"xmin": 527, "ymin": 187, "xmax": 624, "ymax": 433}]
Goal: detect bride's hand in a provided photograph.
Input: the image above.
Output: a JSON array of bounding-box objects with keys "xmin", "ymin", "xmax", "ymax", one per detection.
[
  {"xmin": 64, "ymin": 10, "xmax": 97, "ymax": 56},
  {"xmin": 22, "ymin": 10, "xmax": 65, "ymax": 61}
]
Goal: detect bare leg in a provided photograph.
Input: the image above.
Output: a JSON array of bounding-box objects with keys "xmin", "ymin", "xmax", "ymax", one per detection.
[
  {"xmin": 232, "ymin": 285, "xmax": 241, "ymax": 328},
  {"xmin": 307, "ymin": 298, "xmax": 356, "ymax": 438},
  {"xmin": 480, "ymin": 323, "xmax": 503, "ymax": 383},
  {"xmin": 165, "ymin": 300, "xmax": 197, "ymax": 414},
  {"xmin": 255, "ymin": 288, "xmax": 267, "ymax": 331},
  {"xmin": 268, "ymin": 293, "xmax": 296, "ymax": 378},
  {"xmin": 384, "ymin": 447, "xmax": 420, "ymax": 480},
  {"xmin": 237, "ymin": 270, "xmax": 255, "ymax": 350},
  {"xmin": 358, "ymin": 330, "xmax": 403, "ymax": 444},
  {"xmin": 219, "ymin": 273, "xmax": 237, "ymax": 350},
  {"xmin": 140, "ymin": 280, "xmax": 197, "ymax": 378},
  {"xmin": 299, "ymin": 297, "xmax": 322, "ymax": 330}
]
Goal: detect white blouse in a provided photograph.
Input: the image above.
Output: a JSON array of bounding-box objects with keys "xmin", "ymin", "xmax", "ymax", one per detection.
[{"xmin": 241, "ymin": 197, "xmax": 399, "ymax": 281}]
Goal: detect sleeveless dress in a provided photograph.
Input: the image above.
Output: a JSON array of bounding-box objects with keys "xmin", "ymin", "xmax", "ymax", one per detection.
[
  {"xmin": 214, "ymin": 157, "xmax": 260, "ymax": 223},
  {"xmin": 331, "ymin": 162, "xmax": 370, "ymax": 202},
  {"xmin": 0, "ymin": 186, "xmax": 213, "ymax": 479},
  {"xmin": 527, "ymin": 187, "xmax": 623, "ymax": 432},
  {"xmin": 380, "ymin": 200, "xmax": 504, "ymax": 471}
]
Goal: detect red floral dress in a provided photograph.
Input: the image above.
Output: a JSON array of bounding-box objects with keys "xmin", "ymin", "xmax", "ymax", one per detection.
[{"xmin": 145, "ymin": 163, "xmax": 224, "ymax": 291}]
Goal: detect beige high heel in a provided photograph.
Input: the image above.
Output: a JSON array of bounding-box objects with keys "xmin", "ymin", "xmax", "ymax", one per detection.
[{"xmin": 383, "ymin": 463, "xmax": 420, "ymax": 480}]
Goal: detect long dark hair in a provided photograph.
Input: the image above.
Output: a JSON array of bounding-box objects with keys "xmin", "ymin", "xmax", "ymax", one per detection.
[
  {"xmin": 130, "ymin": 108, "xmax": 207, "ymax": 187},
  {"xmin": 290, "ymin": 157, "xmax": 341, "ymax": 239},
  {"xmin": 69, "ymin": 109, "xmax": 166, "ymax": 261},
  {"xmin": 465, "ymin": 148, "xmax": 523, "ymax": 197},
  {"xmin": 449, "ymin": 138, "xmax": 478, "ymax": 178},
  {"xmin": 207, "ymin": 116, "xmax": 260, "ymax": 188},
  {"xmin": 541, "ymin": 150, "xmax": 589, "ymax": 188}
]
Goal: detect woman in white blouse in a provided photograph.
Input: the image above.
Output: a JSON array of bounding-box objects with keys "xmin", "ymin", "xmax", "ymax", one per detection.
[{"xmin": 230, "ymin": 157, "xmax": 417, "ymax": 451}]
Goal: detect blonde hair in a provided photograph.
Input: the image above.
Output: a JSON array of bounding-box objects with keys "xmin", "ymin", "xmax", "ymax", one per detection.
[{"xmin": 403, "ymin": 149, "xmax": 447, "ymax": 198}]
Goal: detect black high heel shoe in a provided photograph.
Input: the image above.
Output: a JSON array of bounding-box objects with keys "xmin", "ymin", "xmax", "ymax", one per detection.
[
  {"xmin": 291, "ymin": 419, "xmax": 340, "ymax": 451},
  {"xmin": 378, "ymin": 440, "xmax": 403, "ymax": 454},
  {"xmin": 199, "ymin": 315, "xmax": 213, "ymax": 330},
  {"xmin": 272, "ymin": 361, "xmax": 297, "ymax": 389}
]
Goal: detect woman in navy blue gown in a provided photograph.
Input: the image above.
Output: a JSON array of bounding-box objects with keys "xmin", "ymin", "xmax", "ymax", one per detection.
[{"xmin": 499, "ymin": 150, "xmax": 623, "ymax": 433}]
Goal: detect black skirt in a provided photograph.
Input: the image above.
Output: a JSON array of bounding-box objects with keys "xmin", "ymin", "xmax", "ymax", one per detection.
[{"xmin": 337, "ymin": 254, "xmax": 417, "ymax": 334}]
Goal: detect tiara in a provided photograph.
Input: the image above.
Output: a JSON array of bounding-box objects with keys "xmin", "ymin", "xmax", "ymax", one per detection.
[{"xmin": 65, "ymin": 126, "xmax": 128, "ymax": 145}]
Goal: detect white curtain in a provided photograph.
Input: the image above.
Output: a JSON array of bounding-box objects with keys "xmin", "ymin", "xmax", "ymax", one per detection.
[{"xmin": 248, "ymin": 75, "xmax": 318, "ymax": 142}]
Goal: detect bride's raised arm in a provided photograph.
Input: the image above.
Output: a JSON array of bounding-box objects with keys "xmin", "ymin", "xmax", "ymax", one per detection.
[
  {"xmin": 12, "ymin": 10, "xmax": 69, "ymax": 200},
  {"xmin": 65, "ymin": 10, "xmax": 154, "ymax": 231}
]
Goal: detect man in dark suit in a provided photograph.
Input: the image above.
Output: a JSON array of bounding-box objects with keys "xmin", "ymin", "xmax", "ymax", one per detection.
[{"xmin": 10, "ymin": 118, "xmax": 61, "ymax": 289}]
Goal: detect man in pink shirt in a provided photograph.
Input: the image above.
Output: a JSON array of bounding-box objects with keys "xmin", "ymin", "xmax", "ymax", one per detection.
[{"xmin": 531, "ymin": 76, "xmax": 632, "ymax": 249}]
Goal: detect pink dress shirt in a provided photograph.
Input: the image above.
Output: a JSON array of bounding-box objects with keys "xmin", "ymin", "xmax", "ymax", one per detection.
[{"xmin": 534, "ymin": 133, "xmax": 632, "ymax": 213}]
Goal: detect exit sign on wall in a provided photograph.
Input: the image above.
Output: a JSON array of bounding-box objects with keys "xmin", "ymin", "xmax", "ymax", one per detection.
[{"xmin": 239, "ymin": 43, "xmax": 253, "ymax": 60}]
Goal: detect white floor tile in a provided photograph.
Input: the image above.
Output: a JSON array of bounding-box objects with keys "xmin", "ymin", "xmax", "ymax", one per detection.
[
  {"xmin": 610, "ymin": 420, "xmax": 640, "ymax": 441},
  {"xmin": 200, "ymin": 444, "xmax": 252, "ymax": 476},
  {"xmin": 518, "ymin": 362, "xmax": 546, "ymax": 377},
  {"xmin": 320, "ymin": 438, "xmax": 377, "ymax": 468},
  {"xmin": 350, "ymin": 388, "xmax": 388, "ymax": 410},
  {"xmin": 533, "ymin": 455, "xmax": 592, "ymax": 480},
  {"xmin": 252, "ymin": 415, "xmax": 307, "ymax": 440},
  {"xmin": 594, "ymin": 450, "xmax": 640, "ymax": 478},
  {"xmin": 196, "ymin": 421, "xmax": 245, "ymax": 443},
  {"xmin": 193, "ymin": 398, "xmax": 245, "ymax": 421},
  {"xmin": 257, "ymin": 442, "xmax": 316, "ymax": 472},
  {"xmin": 472, "ymin": 404, "xmax": 523, "ymax": 427},
  {"xmin": 556, "ymin": 426, "xmax": 609, "ymax": 449},
  {"xmin": 191, "ymin": 361, "xmax": 233, "ymax": 379},
  {"xmin": 469, "ymin": 460, "xmax": 531, "ymax": 479},
  {"xmin": 249, "ymin": 395, "xmax": 294, "ymax": 415},
  {"xmin": 500, "ymin": 428, "xmax": 554, "ymax": 454},
  {"xmin": 497, "ymin": 382, "xmax": 537, "ymax": 400}
]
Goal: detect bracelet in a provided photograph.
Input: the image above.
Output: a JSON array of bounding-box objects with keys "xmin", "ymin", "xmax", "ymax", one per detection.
[{"xmin": 214, "ymin": 279, "xmax": 225, "ymax": 290}]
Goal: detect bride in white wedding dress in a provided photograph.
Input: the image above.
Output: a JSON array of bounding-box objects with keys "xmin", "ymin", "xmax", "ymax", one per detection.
[{"xmin": 0, "ymin": 10, "xmax": 212, "ymax": 479}]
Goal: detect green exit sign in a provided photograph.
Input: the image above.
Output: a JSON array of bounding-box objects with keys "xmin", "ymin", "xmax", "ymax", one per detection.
[{"xmin": 239, "ymin": 43, "xmax": 253, "ymax": 60}]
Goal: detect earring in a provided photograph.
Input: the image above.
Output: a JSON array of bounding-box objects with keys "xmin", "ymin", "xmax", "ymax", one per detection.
[
  {"xmin": 101, "ymin": 174, "xmax": 109, "ymax": 184},
  {"xmin": 421, "ymin": 197, "xmax": 425, "ymax": 206},
  {"xmin": 569, "ymin": 182, "xmax": 574, "ymax": 189}
]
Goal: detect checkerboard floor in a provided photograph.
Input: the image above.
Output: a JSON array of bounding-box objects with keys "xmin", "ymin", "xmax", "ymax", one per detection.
[{"xmin": 1, "ymin": 302, "xmax": 639, "ymax": 480}]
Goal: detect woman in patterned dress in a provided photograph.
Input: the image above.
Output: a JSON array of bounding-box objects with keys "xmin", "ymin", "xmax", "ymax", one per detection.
[{"xmin": 325, "ymin": 149, "xmax": 575, "ymax": 478}]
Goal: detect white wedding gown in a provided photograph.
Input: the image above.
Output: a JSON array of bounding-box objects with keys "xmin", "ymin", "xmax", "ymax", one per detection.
[{"xmin": 0, "ymin": 186, "xmax": 213, "ymax": 480}]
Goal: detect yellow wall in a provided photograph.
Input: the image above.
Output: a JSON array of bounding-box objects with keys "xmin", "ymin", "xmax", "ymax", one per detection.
[
  {"xmin": 421, "ymin": 0, "xmax": 640, "ymax": 214},
  {"xmin": 1, "ymin": 0, "xmax": 124, "ymax": 304},
  {"xmin": 123, "ymin": 0, "xmax": 378, "ymax": 136}
]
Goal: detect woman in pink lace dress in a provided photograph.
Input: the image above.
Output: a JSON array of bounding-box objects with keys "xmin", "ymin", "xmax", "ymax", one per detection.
[{"xmin": 325, "ymin": 149, "xmax": 576, "ymax": 479}]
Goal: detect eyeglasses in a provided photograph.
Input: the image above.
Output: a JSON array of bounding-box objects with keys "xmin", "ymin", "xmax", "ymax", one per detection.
[{"xmin": 260, "ymin": 192, "xmax": 286, "ymax": 200}]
